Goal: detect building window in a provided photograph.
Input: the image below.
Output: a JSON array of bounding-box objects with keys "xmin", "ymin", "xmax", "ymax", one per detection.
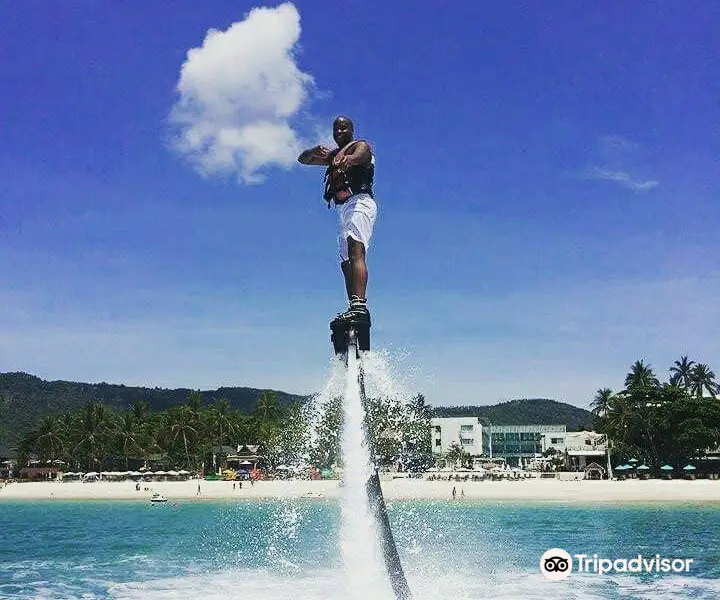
[
  {"xmin": 460, "ymin": 438, "xmax": 474, "ymax": 445},
  {"xmin": 434, "ymin": 426, "xmax": 441, "ymax": 433},
  {"xmin": 551, "ymin": 438, "xmax": 563, "ymax": 444},
  {"xmin": 435, "ymin": 439, "xmax": 441, "ymax": 446},
  {"xmin": 460, "ymin": 425, "xmax": 474, "ymax": 431}
]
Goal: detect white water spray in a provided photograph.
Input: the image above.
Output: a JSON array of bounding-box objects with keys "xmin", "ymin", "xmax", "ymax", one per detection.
[{"xmin": 339, "ymin": 347, "xmax": 395, "ymax": 600}]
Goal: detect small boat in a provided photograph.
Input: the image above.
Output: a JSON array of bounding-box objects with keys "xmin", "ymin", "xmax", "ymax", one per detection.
[{"xmin": 150, "ymin": 493, "xmax": 168, "ymax": 503}]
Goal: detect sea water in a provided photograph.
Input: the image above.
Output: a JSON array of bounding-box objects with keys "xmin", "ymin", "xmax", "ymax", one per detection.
[{"xmin": 1, "ymin": 499, "xmax": 719, "ymax": 599}]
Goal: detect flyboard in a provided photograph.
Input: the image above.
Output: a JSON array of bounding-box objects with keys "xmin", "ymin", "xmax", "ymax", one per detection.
[{"xmin": 330, "ymin": 313, "xmax": 413, "ymax": 600}]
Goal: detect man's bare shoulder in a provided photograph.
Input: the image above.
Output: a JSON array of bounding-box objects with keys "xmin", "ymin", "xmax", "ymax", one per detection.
[{"xmin": 351, "ymin": 139, "xmax": 371, "ymax": 150}]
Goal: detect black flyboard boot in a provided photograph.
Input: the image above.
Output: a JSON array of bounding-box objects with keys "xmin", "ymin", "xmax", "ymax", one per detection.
[{"xmin": 330, "ymin": 309, "xmax": 370, "ymax": 354}]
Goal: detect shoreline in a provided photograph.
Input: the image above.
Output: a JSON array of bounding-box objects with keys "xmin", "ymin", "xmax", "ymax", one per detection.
[{"xmin": 2, "ymin": 478, "xmax": 719, "ymax": 504}]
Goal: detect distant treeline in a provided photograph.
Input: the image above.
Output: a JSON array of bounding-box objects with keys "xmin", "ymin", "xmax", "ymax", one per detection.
[{"xmin": 0, "ymin": 372, "xmax": 307, "ymax": 447}]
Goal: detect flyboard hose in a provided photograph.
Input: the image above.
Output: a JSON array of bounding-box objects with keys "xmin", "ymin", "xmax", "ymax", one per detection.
[{"xmin": 347, "ymin": 328, "xmax": 413, "ymax": 600}]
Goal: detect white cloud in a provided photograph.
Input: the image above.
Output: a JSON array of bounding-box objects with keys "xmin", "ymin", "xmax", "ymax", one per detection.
[
  {"xmin": 169, "ymin": 3, "xmax": 317, "ymax": 183},
  {"xmin": 599, "ymin": 134, "xmax": 640, "ymax": 153},
  {"xmin": 586, "ymin": 167, "xmax": 659, "ymax": 192},
  {"xmin": 584, "ymin": 134, "xmax": 659, "ymax": 192}
]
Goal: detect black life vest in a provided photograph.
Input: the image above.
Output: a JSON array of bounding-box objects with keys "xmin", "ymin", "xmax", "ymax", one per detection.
[{"xmin": 323, "ymin": 141, "xmax": 375, "ymax": 204}]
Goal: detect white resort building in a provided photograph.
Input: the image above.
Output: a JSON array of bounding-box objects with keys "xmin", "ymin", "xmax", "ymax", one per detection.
[
  {"xmin": 431, "ymin": 417, "xmax": 483, "ymax": 458},
  {"xmin": 540, "ymin": 430, "xmax": 607, "ymax": 470}
]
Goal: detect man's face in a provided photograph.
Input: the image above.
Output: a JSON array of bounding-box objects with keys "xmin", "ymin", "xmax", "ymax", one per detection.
[{"xmin": 333, "ymin": 119, "xmax": 353, "ymax": 147}]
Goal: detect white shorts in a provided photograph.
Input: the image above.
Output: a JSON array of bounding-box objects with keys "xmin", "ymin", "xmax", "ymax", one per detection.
[{"xmin": 336, "ymin": 193, "xmax": 377, "ymax": 261}]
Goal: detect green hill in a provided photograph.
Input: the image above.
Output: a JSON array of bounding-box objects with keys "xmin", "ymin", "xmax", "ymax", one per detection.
[
  {"xmin": 434, "ymin": 398, "xmax": 594, "ymax": 431},
  {"xmin": 0, "ymin": 372, "xmax": 308, "ymax": 447},
  {"xmin": 0, "ymin": 373, "xmax": 595, "ymax": 450}
]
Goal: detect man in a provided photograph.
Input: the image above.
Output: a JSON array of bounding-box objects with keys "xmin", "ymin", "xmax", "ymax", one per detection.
[{"xmin": 298, "ymin": 116, "xmax": 377, "ymax": 322}]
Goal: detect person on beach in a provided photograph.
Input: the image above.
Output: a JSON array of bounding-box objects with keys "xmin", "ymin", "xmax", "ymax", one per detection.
[{"xmin": 298, "ymin": 116, "xmax": 377, "ymax": 322}]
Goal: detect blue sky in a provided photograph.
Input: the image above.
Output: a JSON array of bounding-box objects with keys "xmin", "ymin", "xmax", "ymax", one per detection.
[{"xmin": 1, "ymin": 1, "xmax": 719, "ymax": 408}]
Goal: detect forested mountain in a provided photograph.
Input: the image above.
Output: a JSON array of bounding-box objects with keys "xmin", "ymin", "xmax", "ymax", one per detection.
[
  {"xmin": 434, "ymin": 399, "xmax": 594, "ymax": 431},
  {"xmin": 0, "ymin": 372, "xmax": 308, "ymax": 446},
  {"xmin": 0, "ymin": 372, "xmax": 593, "ymax": 450}
]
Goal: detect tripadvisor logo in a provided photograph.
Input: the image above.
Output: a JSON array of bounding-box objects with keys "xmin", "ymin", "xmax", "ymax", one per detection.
[
  {"xmin": 540, "ymin": 548, "xmax": 572, "ymax": 580},
  {"xmin": 540, "ymin": 548, "xmax": 694, "ymax": 579}
]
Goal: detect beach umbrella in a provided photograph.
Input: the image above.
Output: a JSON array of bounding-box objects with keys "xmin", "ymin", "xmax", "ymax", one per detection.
[
  {"xmin": 129, "ymin": 471, "xmax": 142, "ymax": 476},
  {"xmin": 614, "ymin": 465, "xmax": 627, "ymax": 471},
  {"xmin": 683, "ymin": 465, "xmax": 696, "ymax": 471},
  {"xmin": 661, "ymin": 465, "xmax": 674, "ymax": 471},
  {"xmin": 637, "ymin": 465, "xmax": 650, "ymax": 471},
  {"xmin": 628, "ymin": 458, "xmax": 639, "ymax": 464},
  {"xmin": 178, "ymin": 470, "xmax": 190, "ymax": 475},
  {"xmin": 167, "ymin": 470, "xmax": 180, "ymax": 476},
  {"xmin": 154, "ymin": 470, "xmax": 168, "ymax": 475}
]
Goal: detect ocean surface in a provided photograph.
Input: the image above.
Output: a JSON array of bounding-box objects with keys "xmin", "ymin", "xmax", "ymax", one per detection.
[{"xmin": 0, "ymin": 499, "xmax": 719, "ymax": 599}]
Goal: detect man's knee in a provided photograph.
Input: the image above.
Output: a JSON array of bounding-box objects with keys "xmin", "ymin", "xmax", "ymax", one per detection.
[{"xmin": 346, "ymin": 237, "xmax": 366, "ymax": 260}]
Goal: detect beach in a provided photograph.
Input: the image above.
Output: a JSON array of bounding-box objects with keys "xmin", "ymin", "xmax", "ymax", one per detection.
[{"xmin": 2, "ymin": 477, "xmax": 720, "ymax": 503}]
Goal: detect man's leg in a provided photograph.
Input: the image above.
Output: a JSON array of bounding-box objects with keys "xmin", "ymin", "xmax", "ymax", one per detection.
[
  {"xmin": 341, "ymin": 259, "xmax": 352, "ymax": 300},
  {"xmin": 334, "ymin": 236, "xmax": 369, "ymax": 320},
  {"xmin": 346, "ymin": 236, "xmax": 368, "ymax": 300}
]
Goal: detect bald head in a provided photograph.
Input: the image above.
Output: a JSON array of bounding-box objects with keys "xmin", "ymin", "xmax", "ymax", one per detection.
[{"xmin": 333, "ymin": 116, "xmax": 354, "ymax": 147}]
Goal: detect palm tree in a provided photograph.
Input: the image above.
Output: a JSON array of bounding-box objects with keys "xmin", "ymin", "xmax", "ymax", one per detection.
[
  {"xmin": 131, "ymin": 400, "xmax": 150, "ymax": 425},
  {"xmin": 689, "ymin": 364, "xmax": 718, "ymax": 398},
  {"xmin": 445, "ymin": 442, "xmax": 463, "ymax": 468},
  {"xmin": 407, "ymin": 394, "xmax": 433, "ymax": 421},
  {"xmin": 669, "ymin": 356, "xmax": 695, "ymax": 389},
  {"xmin": 208, "ymin": 398, "xmax": 237, "ymax": 449},
  {"xmin": 73, "ymin": 401, "xmax": 114, "ymax": 471},
  {"xmin": 590, "ymin": 388, "xmax": 614, "ymax": 416},
  {"xmin": 168, "ymin": 406, "xmax": 197, "ymax": 468},
  {"xmin": 138, "ymin": 415, "xmax": 163, "ymax": 469},
  {"xmin": 624, "ymin": 360, "xmax": 659, "ymax": 393},
  {"xmin": 254, "ymin": 391, "xmax": 279, "ymax": 424},
  {"xmin": 116, "ymin": 412, "xmax": 143, "ymax": 470},
  {"xmin": 34, "ymin": 415, "xmax": 65, "ymax": 461},
  {"xmin": 601, "ymin": 394, "xmax": 639, "ymax": 448},
  {"xmin": 58, "ymin": 412, "xmax": 76, "ymax": 468},
  {"xmin": 186, "ymin": 391, "xmax": 203, "ymax": 416}
]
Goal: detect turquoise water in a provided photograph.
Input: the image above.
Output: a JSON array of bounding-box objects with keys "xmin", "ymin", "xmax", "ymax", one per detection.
[{"xmin": 1, "ymin": 499, "xmax": 719, "ymax": 599}]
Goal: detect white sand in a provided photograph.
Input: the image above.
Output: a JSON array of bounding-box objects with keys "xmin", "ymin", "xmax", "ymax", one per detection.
[{"xmin": 1, "ymin": 477, "xmax": 719, "ymax": 503}]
